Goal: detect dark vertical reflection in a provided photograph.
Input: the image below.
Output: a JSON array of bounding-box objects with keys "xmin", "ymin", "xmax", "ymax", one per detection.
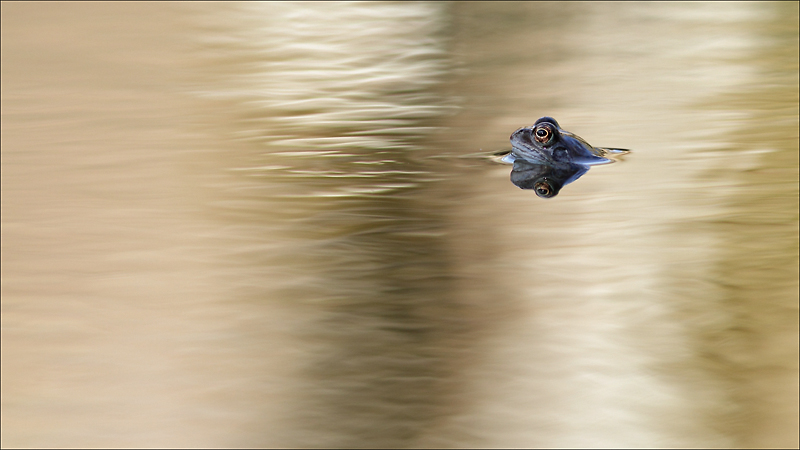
[
  {"xmin": 302, "ymin": 200, "xmax": 466, "ymax": 447},
  {"xmin": 189, "ymin": 3, "xmax": 474, "ymax": 447},
  {"xmin": 684, "ymin": 3, "xmax": 799, "ymax": 446}
]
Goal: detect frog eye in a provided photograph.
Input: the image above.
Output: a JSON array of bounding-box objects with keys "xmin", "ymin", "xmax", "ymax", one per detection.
[
  {"xmin": 534, "ymin": 180, "xmax": 555, "ymax": 198},
  {"xmin": 533, "ymin": 124, "xmax": 554, "ymax": 144}
]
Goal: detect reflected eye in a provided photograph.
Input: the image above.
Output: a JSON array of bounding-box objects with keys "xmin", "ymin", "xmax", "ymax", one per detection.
[
  {"xmin": 534, "ymin": 124, "xmax": 553, "ymax": 144},
  {"xmin": 534, "ymin": 181, "xmax": 555, "ymax": 198}
]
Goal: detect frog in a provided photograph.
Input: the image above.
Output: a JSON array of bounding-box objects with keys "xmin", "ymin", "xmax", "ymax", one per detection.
[{"xmin": 503, "ymin": 117, "xmax": 629, "ymax": 198}]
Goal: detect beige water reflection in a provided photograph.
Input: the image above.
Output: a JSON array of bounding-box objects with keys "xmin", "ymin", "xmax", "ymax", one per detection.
[{"xmin": 2, "ymin": 2, "xmax": 798, "ymax": 448}]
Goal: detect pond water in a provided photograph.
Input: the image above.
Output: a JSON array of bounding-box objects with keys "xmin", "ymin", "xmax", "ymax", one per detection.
[{"xmin": 2, "ymin": 2, "xmax": 798, "ymax": 448}]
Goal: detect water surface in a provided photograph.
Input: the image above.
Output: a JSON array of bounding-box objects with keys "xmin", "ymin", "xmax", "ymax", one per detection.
[{"xmin": 2, "ymin": 2, "xmax": 798, "ymax": 448}]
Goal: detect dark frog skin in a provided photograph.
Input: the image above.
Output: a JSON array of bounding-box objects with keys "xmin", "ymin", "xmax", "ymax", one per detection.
[{"xmin": 504, "ymin": 117, "xmax": 629, "ymax": 198}]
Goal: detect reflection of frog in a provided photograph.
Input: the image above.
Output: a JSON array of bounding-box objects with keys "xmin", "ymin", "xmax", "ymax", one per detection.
[{"xmin": 505, "ymin": 117, "xmax": 629, "ymax": 198}]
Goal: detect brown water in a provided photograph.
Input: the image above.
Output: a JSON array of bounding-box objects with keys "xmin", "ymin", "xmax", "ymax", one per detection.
[{"xmin": 2, "ymin": 2, "xmax": 798, "ymax": 448}]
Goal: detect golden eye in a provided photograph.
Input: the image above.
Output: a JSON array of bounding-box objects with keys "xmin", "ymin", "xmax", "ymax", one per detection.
[
  {"xmin": 534, "ymin": 125, "xmax": 552, "ymax": 144},
  {"xmin": 534, "ymin": 181, "xmax": 554, "ymax": 198}
]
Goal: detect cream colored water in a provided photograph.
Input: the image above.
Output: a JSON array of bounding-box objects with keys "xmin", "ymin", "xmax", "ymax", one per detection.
[{"xmin": 2, "ymin": 2, "xmax": 798, "ymax": 448}]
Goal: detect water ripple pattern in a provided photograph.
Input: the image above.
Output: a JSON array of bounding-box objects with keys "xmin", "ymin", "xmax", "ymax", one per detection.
[{"xmin": 193, "ymin": 2, "xmax": 457, "ymax": 199}]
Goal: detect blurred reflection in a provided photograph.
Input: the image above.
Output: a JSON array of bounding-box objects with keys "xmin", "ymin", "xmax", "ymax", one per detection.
[
  {"xmin": 503, "ymin": 116, "xmax": 628, "ymax": 197},
  {"xmin": 192, "ymin": 3, "xmax": 469, "ymax": 447},
  {"xmin": 2, "ymin": 1, "xmax": 797, "ymax": 449},
  {"xmin": 509, "ymin": 158, "xmax": 587, "ymax": 198},
  {"xmin": 685, "ymin": 2, "xmax": 800, "ymax": 446}
]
